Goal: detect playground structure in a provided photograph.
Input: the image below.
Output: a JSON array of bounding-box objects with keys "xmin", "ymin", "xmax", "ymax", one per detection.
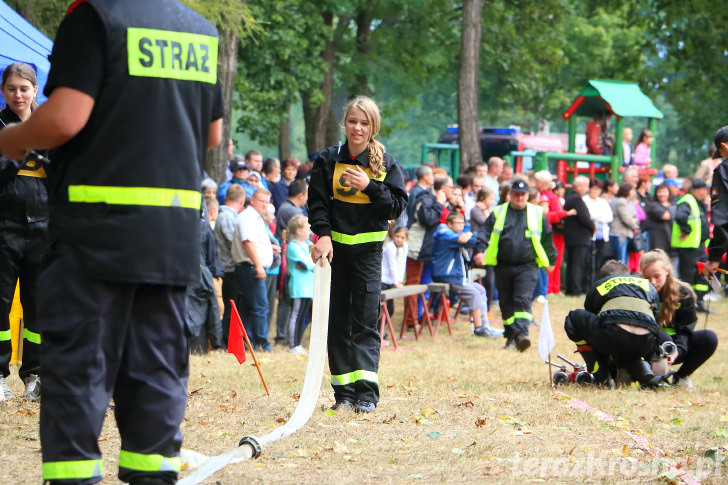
[
  {"xmin": 526, "ymin": 79, "xmax": 664, "ymax": 185},
  {"xmin": 422, "ymin": 80, "xmax": 663, "ymax": 184}
]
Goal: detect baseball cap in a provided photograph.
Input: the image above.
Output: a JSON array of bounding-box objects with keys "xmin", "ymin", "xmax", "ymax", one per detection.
[
  {"xmin": 692, "ymin": 179, "xmax": 708, "ymax": 189},
  {"xmin": 511, "ymin": 179, "xmax": 529, "ymax": 193},
  {"xmin": 712, "ymin": 126, "xmax": 728, "ymax": 159},
  {"xmin": 230, "ymin": 160, "xmax": 249, "ymax": 172},
  {"xmin": 664, "ymin": 178, "xmax": 679, "ymax": 187}
]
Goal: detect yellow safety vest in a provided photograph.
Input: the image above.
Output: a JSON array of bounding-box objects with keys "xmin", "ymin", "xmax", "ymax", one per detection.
[
  {"xmin": 671, "ymin": 194, "xmax": 701, "ymax": 249},
  {"xmin": 484, "ymin": 202, "xmax": 550, "ymax": 268}
]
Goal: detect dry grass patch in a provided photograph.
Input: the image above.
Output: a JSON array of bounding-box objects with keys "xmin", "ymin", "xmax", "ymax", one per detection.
[{"xmin": 3, "ymin": 295, "xmax": 728, "ymax": 483}]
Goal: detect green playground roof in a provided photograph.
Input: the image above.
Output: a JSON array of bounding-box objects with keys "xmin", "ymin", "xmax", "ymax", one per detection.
[{"xmin": 563, "ymin": 80, "xmax": 664, "ymax": 120}]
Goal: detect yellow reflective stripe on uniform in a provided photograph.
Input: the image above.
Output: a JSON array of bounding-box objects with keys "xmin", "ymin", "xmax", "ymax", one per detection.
[
  {"xmin": 574, "ymin": 340, "xmax": 587, "ymax": 345},
  {"xmin": 330, "ymin": 230, "xmax": 387, "ymax": 245},
  {"xmin": 119, "ymin": 450, "xmax": 181, "ymax": 473},
  {"xmin": 68, "ymin": 185, "xmax": 201, "ymax": 210},
  {"xmin": 0, "ymin": 329, "xmax": 10, "ymax": 341},
  {"xmin": 484, "ymin": 204, "xmax": 508, "ymax": 266},
  {"xmin": 663, "ymin": 328, "xmax": 676, "ymax": 336},
  {"xmin": 127, "ymin": 28, "xmax": 218, "ymax": 84},
  {"xmin": 504, "ymin": 312, "xmax": 533, "ymax": 325},
  {"xmin": 23, "ymin": 328, "xmax": 40, "ymax": 345},
  {"xmin": 693, "ymin": 283, "xmax": 709, "ymax": 292},
  {"xmin": 43, "ymin": 459, "xmax": 103, "ymax": 480},
  {"xmin": 526, "ymin": 203, "xmax": 549, "ymax": 268},
  {"xmin": 330, "ymin": 370, "xmax": 379, "ymax": 386},
  {"xmin": 595, "ymin": 276, "xmax": 650, "ymax": 296}
]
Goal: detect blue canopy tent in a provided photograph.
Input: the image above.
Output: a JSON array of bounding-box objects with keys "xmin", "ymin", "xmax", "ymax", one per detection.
[{"xmin": 0, "ymin": 0, "xmax": 53, "ymax": 104}]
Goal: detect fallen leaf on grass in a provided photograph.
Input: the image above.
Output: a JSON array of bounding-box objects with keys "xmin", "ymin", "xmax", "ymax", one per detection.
[
  {"xmin": 475, "ymin": 417, "xmax": 487, "ymax": 427},
  {"xmin": 451, "ymin": 448, "xmax": 465, "ymax": 455},
  {"xmin": 670, "ymin": 417, "xmax": 682, "ymax": 426},
  {"xmin": 422, "ymin": 408, "xmax": 436, "ymax": 416},
  {"xmin": 454, "ymin": 401, "xmax": 474, "ymax": 408},
  {"xmin": 621, "ymin": 445, "xmax": 630, "ymax": 455},
  {"xmin": 291, "ymin": 393, "xmax": 301, "ymax": 400},
  {"xmin": 483, "ymin": 466, "xmax": 503, "ymax": 475},
  {"xmin": 16, "ymin": 408, "xmax": 39, "ymax": 416},
  {"xmin": 276, "ymin": 417, "xmax": 286, "ymax": 423},
  {"xmin": 382, "ymin": 414, "xmax": 397, "ymax": 424},
  {"xmin": 333, "ymin": 441, "xmax": 348, "ymax": 453},
  {"xmin": 711, "ymin": 428, "xmax": 728, "ymax": 438},
  {"xmin": 407, "ymin": 474, "xmax": 423, "ymax": 479},
  {"xmin": 426, "ymin": 431, "xmax": 440, "ymax": 439}
]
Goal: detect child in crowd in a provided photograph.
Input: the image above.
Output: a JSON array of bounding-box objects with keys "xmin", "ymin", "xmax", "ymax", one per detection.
[
  {"xmin": 432, "ymin": 213, "xmax": 503, "ymax": 338},
  {"xmin": 633, "ymin": 129, "xmax": 653, "ymax": 169},
  {"xmin": 641, "ymin": 250, "xmax": 718, "ymax": 390},
  {"xmin": 286, "ymin": 215, "xmax": 315, "ymax": 355},
  {"xmin": 470, "ymin": 188, "xmax": 497, "ymax": 317},
  {"xmin": 382, "ymin": 227, "xmax": 408, "ymax": 317}
]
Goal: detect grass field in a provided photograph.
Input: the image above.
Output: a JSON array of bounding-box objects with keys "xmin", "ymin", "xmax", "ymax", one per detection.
[{"xmin": 2, "ymin": 294, "xmax": 728, "ymax": 484}]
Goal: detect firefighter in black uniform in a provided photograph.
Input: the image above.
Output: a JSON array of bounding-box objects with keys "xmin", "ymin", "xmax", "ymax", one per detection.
[
  {"xmin": 309, "ymin": 95, "xmax": 407, "ymax": 414},
  {"xmin": 564, "ymin": 260, "xmax": 660, "ymax": 387},
  {"xmin": 705, "ymin": 126, "xmax": 728, "ymax": 280},
  {"xmin": 673, "ymin": 179, "xmax": 711, "ymax": 312},
  {"xmin": 642, "ymin": 249, "xmax": 717, "ymax": 391},
  {"xmin": 0, "ymin": 62, "xmax": 48, "ymax": 401},
  {"xmin": 474, "ymin": 179, "xmax": 556, "ymax": 352},
  {"xmin": 0, "ymin": 0, "xmax": 223, "ymax": 483}
]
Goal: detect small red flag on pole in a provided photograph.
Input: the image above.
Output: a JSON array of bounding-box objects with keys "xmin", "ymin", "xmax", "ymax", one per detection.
[
  {"xmin": 228, "ymin": 300, "xmax": 270, "ymax": 396},
  {"xmin": 228, "ymin": 301, "xmax": 247, "ymax": 363}
]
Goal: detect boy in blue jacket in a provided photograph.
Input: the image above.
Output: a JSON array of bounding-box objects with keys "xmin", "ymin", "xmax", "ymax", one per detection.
[{"xmin": 432, "ymin": 213, "xmax": 503, "ymax": 338}]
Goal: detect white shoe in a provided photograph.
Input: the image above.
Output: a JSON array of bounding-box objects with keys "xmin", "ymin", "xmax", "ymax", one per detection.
[
  {"xmin": 675, "ymin": 376, "xmax": 694, "ymax": 392},
  {"xmin": 22, "ymin": 374, "xmax": 40, "ymax": 401},
  {"xmin": 1, "ymin": 376, "xmax": 15, "ymax": 400},
  {"xmin": 535, "ymin": 295, "xmax": 547, "ymax": 304},
  {"xmin": 288, "ymin": 345, "xmax": 307, "ymax": 355}
]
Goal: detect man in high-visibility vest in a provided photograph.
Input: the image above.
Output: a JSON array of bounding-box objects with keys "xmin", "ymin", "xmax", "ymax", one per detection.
[
  {"xmin": 673, "ymin": 179, "xmax": 711, "ymax": 312},
  {"xmin": 474, "ymin": 179, "xmax": 557, "ymax": 351}
]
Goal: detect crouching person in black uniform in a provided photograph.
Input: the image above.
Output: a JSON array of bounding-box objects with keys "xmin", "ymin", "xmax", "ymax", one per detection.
[
  {"xmin": 0, "ymin": 1, "xmax": 224, "ymax": 483},
  {"xmin": 309, "ymin": 96, "xmax": 407, "ymax": 414},
  {"xmin": 564, "ymin": 260, "xmax": 660, "ymax": 387},
  {"xmin": 642, "ymin": 250, "xmax": 718, "ymax": 391}
]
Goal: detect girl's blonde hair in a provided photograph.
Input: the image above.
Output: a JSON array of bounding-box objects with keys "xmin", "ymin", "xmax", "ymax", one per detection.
[
  {"xmin": 640, "ymin": 249, "xmax": 694, "ymax": 326},
  {"xmin": 343, "ymin": 95, "xmax": 385, "ymax": 178},
  {"xmin": 287, "ymin": 214, "xmax": 309, "ymax": 240}
]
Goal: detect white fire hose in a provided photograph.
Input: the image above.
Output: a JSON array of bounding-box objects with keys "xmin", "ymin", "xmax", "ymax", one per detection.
[{"xmin": 178, "ymin": 259, "xmax": 331, "ymax": 485}]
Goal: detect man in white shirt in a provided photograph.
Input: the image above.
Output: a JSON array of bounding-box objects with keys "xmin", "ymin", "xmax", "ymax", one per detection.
[
  {"xmin": 232, "ymin": 188, "xmax": 278, "ymax": 351},
  {"xmin": 484, "ymin": 157, "xmax": 503, "ymax": 203}
]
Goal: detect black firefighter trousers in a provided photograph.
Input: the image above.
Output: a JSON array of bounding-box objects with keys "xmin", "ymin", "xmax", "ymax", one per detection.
[
  {"xmin": 328, "ymin": 241, "xmax": 382, "ymax": 405},
  {"xmin": 495, "ymin": 262, "xmax": 538, "ymax": 339},
  {"xmin": 37, "ymin": 244, "xmax": 188, "ymax": 485},
  {"xmin": 0, "ymin": 218, "xmax": 47, "ymax": 380}
]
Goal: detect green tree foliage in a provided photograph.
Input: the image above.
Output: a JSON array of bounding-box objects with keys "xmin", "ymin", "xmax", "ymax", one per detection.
[
  {"xmin": 649, "ymin": 1, "xmax": 728, "ymax": 144},
  {"xmin": 235, "ymin": 0, "xmax": 327, "ymax": 149}
]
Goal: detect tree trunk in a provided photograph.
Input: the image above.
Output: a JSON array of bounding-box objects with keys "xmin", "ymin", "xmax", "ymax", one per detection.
[
  {"xmin": 206, "ymin": 29, "xmax": 238, "ymax": 184},
  {"xmin": 278, "ymin": 104, "xmax": 291, "ymax": 161},
  {"xmin": 303, "ymin": 11, "xmax": 336, "ymax": 155},
  {"xmin": 457, "ymin": 0, "xmax": 484, "ymax": 173},
  {"xmin": 352, "ymin": 10, "xmax": 373, "ymax": 97}
]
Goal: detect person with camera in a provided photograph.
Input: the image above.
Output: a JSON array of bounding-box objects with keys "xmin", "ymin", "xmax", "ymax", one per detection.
[
  {"xmin": 641, "ymin": 250, "xmax": 718, "ymax": 391},
  {"xmin": 0, "ymin": 62, "xmax": 48, "ymax": 401}
]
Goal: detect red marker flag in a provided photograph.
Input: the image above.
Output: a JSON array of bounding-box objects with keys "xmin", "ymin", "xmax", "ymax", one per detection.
[{"xmin": 228, "ymin": 300, "xmax": 247, "ymax": 364}]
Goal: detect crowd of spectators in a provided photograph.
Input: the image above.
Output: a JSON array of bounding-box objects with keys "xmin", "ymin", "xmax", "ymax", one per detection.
[{"xmin": 191, "ymin": 131, "xmax": 720, "ymax": 354}]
